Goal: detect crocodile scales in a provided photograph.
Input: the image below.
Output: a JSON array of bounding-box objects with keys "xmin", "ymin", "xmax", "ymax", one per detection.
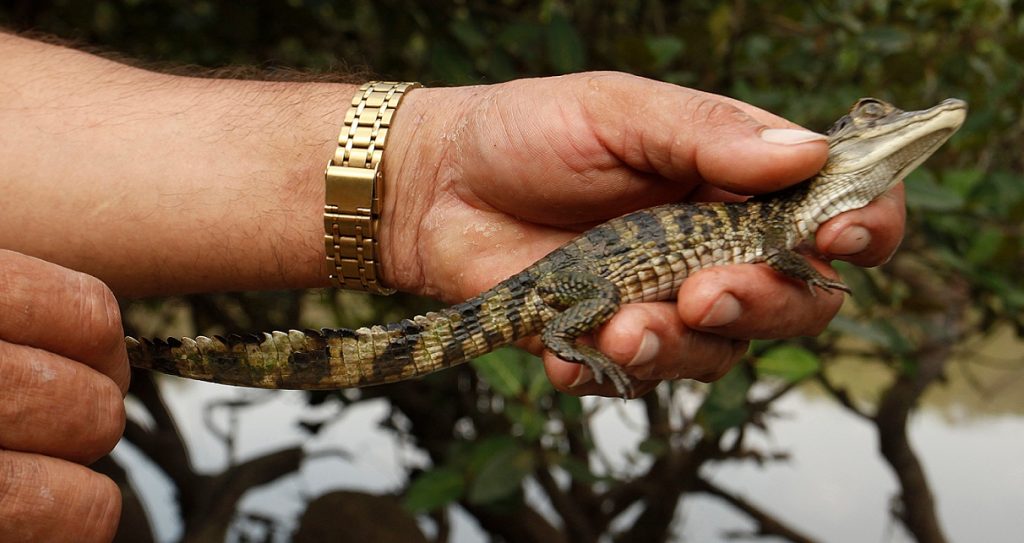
[{"xmin": 126, "ymin": 97, "xmax": 967, "ymax": 396}]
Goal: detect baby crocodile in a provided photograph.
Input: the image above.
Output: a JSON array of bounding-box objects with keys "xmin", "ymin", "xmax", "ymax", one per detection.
[{"xmin": 126, "ymin": 97, "xmax": 967, "ymax": 396}]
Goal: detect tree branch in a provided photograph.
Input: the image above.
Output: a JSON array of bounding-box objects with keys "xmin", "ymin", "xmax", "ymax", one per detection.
[
  {"xmin": 694, "ymin": 476, "xmax": 818, "ymax": 543},
  {"xmin": 815, "ymin": 373, "xmax": 873, "ymax": 422},
  {"xmin": 123, "ymin": 370, "xmax": 202, "ymax": 500},
  {"xmin": 534, "ymin": 463, "xmax": 598, "ymax": 543},
  {"xmin": 185, "ymin": 447, "xmax": 304, "ymax": 542}
]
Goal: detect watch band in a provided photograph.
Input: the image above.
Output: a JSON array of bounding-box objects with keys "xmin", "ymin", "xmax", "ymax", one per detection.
[{"xmin": 324, "ymin": 81, "xmax": 420, "ymax": 294}]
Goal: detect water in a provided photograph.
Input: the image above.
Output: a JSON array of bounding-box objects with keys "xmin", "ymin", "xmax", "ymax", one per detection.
[{"xmin": 115, "ymin": 351, "xmax": 1024, "ymax": 542}]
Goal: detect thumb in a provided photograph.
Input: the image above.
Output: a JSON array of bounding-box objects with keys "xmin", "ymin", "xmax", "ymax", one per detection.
[{"xmin": 580, "ymin": 73, "xmax": 829, "ymax": 194}]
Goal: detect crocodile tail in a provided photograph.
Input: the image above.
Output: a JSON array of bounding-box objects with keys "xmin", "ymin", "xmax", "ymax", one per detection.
[
  {"xmin": 125, "ymin": 272, "xmax": 548, "ymax": 389},
  {"xmin": 126, "ymin": 329, "xmax": 367, "ymax": 389}
]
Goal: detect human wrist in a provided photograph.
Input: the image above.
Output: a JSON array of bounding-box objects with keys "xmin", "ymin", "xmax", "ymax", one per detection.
[{"xmin": 375, "ymin": 85, "xmax": 483, "ymax": 294}]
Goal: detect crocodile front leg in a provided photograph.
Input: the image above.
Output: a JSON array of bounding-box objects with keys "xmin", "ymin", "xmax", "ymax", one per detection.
[
  {"xmin": 763, "ymin": 224, "xmax": 851, "ymax": 295},
  {"xmin": 536, "ymin": 270, "xmax": 632, "ymax": 396}
]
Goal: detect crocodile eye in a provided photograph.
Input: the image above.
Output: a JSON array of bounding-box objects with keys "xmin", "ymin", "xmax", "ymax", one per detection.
[{"xmin": 855, "ymin": 99, "xmax": 887, "ymax": 120}]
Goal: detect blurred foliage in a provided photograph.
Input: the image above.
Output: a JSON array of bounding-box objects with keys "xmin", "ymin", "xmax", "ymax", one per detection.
[{"xmin": 3, "ymin": 1, "xmax": 1023, "ymax": 542}]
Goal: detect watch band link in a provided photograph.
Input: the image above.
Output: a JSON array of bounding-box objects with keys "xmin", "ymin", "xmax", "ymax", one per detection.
[{"xmin": 324, "ymin": 81, "xmax": 420, "ymax": 294}]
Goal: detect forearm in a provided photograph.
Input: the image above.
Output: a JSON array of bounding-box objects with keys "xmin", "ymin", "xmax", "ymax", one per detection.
[{"xmin": 0, "ymin": 33, "xmax": 363, "ymax": 297}]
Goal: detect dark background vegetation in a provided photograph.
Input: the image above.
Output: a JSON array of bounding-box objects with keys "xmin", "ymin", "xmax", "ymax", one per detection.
[{"xmin": 2, "ymin": 1, "xmax": 1022, "ymax": 542}]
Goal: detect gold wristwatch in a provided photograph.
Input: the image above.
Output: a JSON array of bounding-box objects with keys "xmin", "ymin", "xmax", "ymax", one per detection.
[{"xmin": 324, "ymin": 81, "xmax": 420, "ymax": 294}]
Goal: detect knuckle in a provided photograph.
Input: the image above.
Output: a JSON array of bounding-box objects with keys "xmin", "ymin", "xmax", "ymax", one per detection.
[
  {"xmin": 96, "ymin": 377, "xmax": 127, "ymax": 442},
  {"xmin": 0, "ymin": 453, "xmax": 23, "ymax": 511},
  {"xmin": 0, "ymin": 341, "xmax": 33, "ymax": 395},
  {"xmin": 0, "ymin": 454, "xmax": 122, "ymax": 543},
  {"xmin": 80, "ymin": 474, "xmax": 121, "ymax": 542},
  {"xmin": 78, "ymin": 379, "xmax": 126, "ymax": 463},
  {"xmin": 693, "ymin": 346, "xmax": 744, "ymax": 383},
  {"xmin": 0, "ymin": 348, "xmax": 53, "ymax": 443},
  {"xmin": 578, "ymin": 70, "xmax": 634, "ymax": 90},
  {"xmin": 686, "ymin": 95, "xmax": 750, "ymax": 128},
  {"xmin": 0, "ymin": 344, "xmax": 124, "ymax": 461},
  {"xmin": 0, "ymin": 452, "xmax": 46, "ymax": 535},
  {"xmin": 0, "ymin": 265, "xmax": 40, "ymax": 333},
  {"xmin": 73, "ymin": 273, "xmax": 124, "ymax": 358}
]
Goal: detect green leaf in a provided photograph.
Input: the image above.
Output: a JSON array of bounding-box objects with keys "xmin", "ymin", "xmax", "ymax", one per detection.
[
  {"xmin": 559, "ymin": 394, "xmax": 583, "ymax": 423},
  {"xmin": 467, "ymin": 439, "xmax": 534, "ymax": 505},
  {"xmin": 403, "ymin": 468, "xmax": 464, "ymax": 512},
  {"xmin": 874, "ymin": 319, "xmax": 914, "ymax": 356},
  {"xmin": 707, "ymin": 4, "xmax": 734, "ymax": 56},
  {"xmin": 429, "ymin": 41, "xmax": 476, "ymax": 85},
  {"xmin": 637, "ymin": 437, "xmax": 669, "ymax": 457},
  {"xmin": 696, "ymin": 365, "xmax": 752, "ymax": 436},
  {"xmin": 861, "ymin": 26, "xmax": 911, "ymax": 54},
  {"xmin": 524, "ymin": 354, "xmax": 554, "ymax": 402},
  {"xmin": 828, "ymin": 315, "xmax": 891, "ymax": 347},
  {"xmin": 905, "ymin": 169, "xmax": 965, "ymax": 211},
  {"xmin": 472, "ymin": 349, "xmax": 525, "ymax": 398},
  {"xmin": 645, "ymin": 36, "xmax": 684, "ymax": 69},
  {"xmin": 898, "ymin": 356, "xmax": 919, "ymax": 376},
  {"xmin": 449, "ymin": 18, "xmax": 488, "ymax": 52},
  {"xmin": 482, "ymin": 50, "xmax": 518, "ymax": 82},
  {"xmin": 556, "ymin": 455, "xmax": 604, "ymax": 484},
  {"xmin": 831, "ymin": 316, "xmax": 912, "ymax": 355},
  {"xmin": 505, "ymin": 403, "xmax": 546, "ymax": 442},
  {"xmin": 498, "ymin": 21, "xmax": 545, "ymax": 60},
  {"xmin": 546, "ymin": 12, "xmax": 585, "ymax": 72},
  {"xmin": 468, "ymin": 436, "xmax": 520, "ymax": 472},
  {"xmin": 832, "ymin": 261, "xmax": 885, "ymax": 308},
  {"xmin": 836, "ymin": 47, "xmax": 861, "ymax": 75},
  {"xmin": 942, "ymin": 168, "xmax": 986, "ymax": 198},
  {"xmin": 965, "ymin": 226, "xmax": 1004, "ymax": 265},
  {"xmin": 756, "ymin": 345, "xmax": 821, "ymax": 382}
]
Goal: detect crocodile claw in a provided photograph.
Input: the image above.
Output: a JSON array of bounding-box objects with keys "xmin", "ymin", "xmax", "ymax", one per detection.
[{"xmin": 807, "ymin": 277, "xmax": 852, "ymax": 297}]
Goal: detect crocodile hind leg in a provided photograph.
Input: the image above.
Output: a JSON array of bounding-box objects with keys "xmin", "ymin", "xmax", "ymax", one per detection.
[{"xmin": 536, "ymin": 271, "xmax": 632, "ymax": 397}]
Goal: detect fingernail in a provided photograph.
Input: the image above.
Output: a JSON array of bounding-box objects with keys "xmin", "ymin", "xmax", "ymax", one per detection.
[
  {"xmin": 700, "ymin": 293, "xmax": 742, "ymax": 327},
  {"xmin": 829, "ymin": 225, "xmax": 871, "ymax": 255},
  {"xmin": 627, "ymin": 330, "xmax": 661, "ymax": 367},
  {"xmin": 760, "ymin": 128, "xmax": 828, "ymax": 145},
  {"xmin": 881, "ymin": 244, "xmax": 900, "ymax": 265},
  {"xmin": 570, "ymin": 367, "xmax": 594, "ymax": 388}
]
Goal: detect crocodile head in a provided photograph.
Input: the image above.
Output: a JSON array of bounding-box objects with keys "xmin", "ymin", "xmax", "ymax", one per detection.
[
  {"xmin": 783, "ymin": 97, "xmax": 967, "ymax": 240},
  {"xmin": 820, "ymin": 97, "xmax": 968, "ymax": 197}
]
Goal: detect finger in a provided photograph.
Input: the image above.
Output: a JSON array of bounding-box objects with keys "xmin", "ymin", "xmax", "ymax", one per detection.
[
  {"xmin": 816, "ymin": 184, "xmax": 907, "ymax": 266},
  {"xmin": 0, "ymin": 450, "xmax": 121, "ymax": 543},
  {"xmin": 596, "ymin": 303, "xmax": 748, "ymax": 382},
  {"xmin": 455, "ymin": 74, "xmax": 829, "ymax": 225},
  {"xmin": 680, "ymin": 262, "xmax": 845, "ymax": 339},
  {"xmin": 520, "ymin": 339, "xmax": 656, "ymax": 398},
  {"xmin": 0, "ymin": 250, "xmax": 129, "ymax": 394},
  {"xmin": 579, "ymin": 73, "xmax": 829, "ymax": 194},
  {"xmin": 543, "ymin": 355, "xmax": 659, "ymax": 398},
  {"xmin": 0, "ymin": 340, "xmax": 126, "ymax": 464}
]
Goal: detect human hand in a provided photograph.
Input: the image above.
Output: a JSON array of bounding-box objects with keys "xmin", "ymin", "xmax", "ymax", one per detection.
[
  {"xmin": 380, "ymin": 73, "xmax": 906, "ymax": 397},
  {"xmin": 0, "ymin": 250, "xmax": 128, "ymax": 541}
]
